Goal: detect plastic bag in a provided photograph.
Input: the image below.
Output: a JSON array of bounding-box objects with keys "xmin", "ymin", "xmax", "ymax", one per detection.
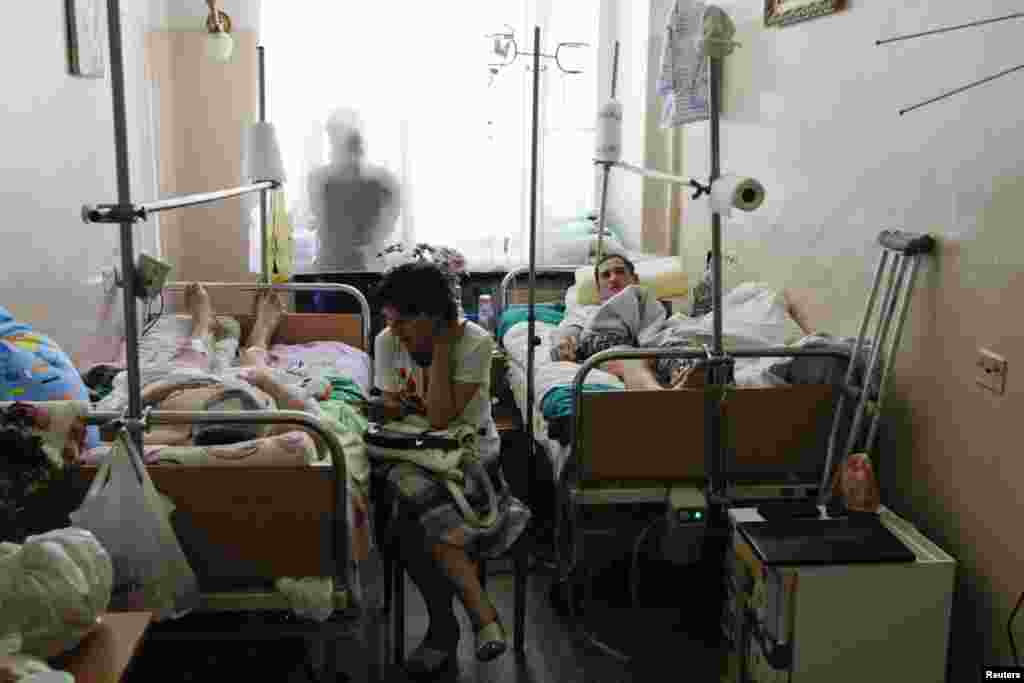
[
  {"xmin": 0, "ymin": 634, "xmax": 75, "ymax": 682},
  {"xmin": 69, "ymin": 436, "xmax": 199, "ymax": 621},
  {"xmin": 0, "ymin": 528, "xmax": 112, "ymax": 659}
]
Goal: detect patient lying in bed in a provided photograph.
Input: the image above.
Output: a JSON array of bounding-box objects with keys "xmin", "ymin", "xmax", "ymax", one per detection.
[
  {"xmin": 550, "ymin": 254, "xmax": 814, "ymax": 390},
  {"xmin": 97, "ymin": 284, "xmax": 326, "ymax": 448}
]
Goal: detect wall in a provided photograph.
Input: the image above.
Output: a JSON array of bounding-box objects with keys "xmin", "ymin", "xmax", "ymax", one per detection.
[
  {"xmin": 678, "ymin": 1, "xmax": 1024, "ymax": 677},
  {"xmin": 0, "ymin": 2, "xmax": 159, "ymax": 364}
]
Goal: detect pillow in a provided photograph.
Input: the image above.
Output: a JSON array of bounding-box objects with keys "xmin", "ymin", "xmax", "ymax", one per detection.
[{"xmin": 574, "ymin": 256, "xmax": 689, "ymax": 306}]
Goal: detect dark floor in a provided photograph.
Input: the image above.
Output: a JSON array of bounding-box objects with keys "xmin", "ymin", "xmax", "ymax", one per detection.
[
  {"xmin": 126, "ymin": 548, "xmax": 730, "ymax": 683},
  {"xmin": 125, "ymin": 428, "xmax": 731, "ymax": 682}
]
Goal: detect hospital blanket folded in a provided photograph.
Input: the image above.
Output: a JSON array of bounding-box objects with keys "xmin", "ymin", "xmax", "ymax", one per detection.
[
  {"xmin": 497, "ymin": 304, "xmax": 565, "ymax": 342},
  {"xmin": 540, "ymin": 383, "xmax": 621, "ymax": 420}
]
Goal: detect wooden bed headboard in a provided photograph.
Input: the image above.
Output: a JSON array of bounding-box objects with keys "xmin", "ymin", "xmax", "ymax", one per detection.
[{"xmin": 235, "ymin": 313, "xmax": 365, "ymax": 350}]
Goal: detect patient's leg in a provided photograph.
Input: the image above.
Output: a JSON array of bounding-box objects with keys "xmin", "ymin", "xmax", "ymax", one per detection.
[
  {"xmin": 166, "ymin": 282, "xmax": 216, "ymax": 369},
  {"xmin": 235, "ymin": 292, "xmax": 312, "ymax": 440},
  {"xmin": 617, "ymin": 358, "xmax": 706, "ymax": 390},
  {"xmin": 239, "ymin": 289, "xmax": 284, "ymax": 369},
  {"xmin": 431, "ymin": 541, "xmax": 500, "ymax": 633}
]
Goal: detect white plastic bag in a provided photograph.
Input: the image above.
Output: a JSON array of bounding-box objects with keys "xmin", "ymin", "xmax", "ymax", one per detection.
[{"xmin": 69, "ymin": 436, "xmax": 199, "ymax": 621}]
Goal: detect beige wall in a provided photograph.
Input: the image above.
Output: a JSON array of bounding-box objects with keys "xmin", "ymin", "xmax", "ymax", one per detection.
[
  {"xmin": 676, "ymin": 1, "xmax": 1023, "ymax": 678},
  {"xmin": 147, "ymin": 30, "xmax": 259, "ymax": 314}
]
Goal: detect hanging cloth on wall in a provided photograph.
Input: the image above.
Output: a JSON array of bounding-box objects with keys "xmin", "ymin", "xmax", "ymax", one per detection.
[
  {"xmin": 657, "ymin": 2, "xmax": 740, "ymax": 129},
  {"xmin": 657, "ymin": 0, "xmax": 710, "ymax": 128},
  {"xmin": 265, "ymin": 189, "xmax": 295, "ymax": 283}
]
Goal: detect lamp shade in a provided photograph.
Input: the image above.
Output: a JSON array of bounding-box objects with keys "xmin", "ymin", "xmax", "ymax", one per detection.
[
  {"xmin": 243, "ymin": 121, "xmax": 286, "ymax": 184},
  {"xmin": 206, "ymin": 31, "xmax": 234, "ymax": 63}
]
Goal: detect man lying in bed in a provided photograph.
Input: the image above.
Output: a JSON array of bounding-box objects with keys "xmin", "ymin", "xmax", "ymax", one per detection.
[
  {"xmin": 96, "ymin": 283, "xmax": 327, "ymax": 448},
  {"xmin": 550, "ymin": 253, "xmax": 814, "ymax": 390}
]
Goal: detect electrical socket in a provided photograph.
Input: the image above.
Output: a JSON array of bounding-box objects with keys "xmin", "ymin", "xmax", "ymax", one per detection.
[{"xmin": 976, "ymin": 348, "xmax": 1007, "ymax": 395}]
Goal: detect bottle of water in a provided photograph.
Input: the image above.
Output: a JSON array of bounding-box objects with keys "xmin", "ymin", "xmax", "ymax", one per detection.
[{"xmin": 478, "ymin": 293, "xmax": 495, "ymax": 332}]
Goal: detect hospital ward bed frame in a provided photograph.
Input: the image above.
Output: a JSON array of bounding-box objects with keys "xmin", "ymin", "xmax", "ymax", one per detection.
[
  {"xmin": 500, "ymin": 27, "xmax": 937, "ymax": 660},
  {"xmin": 78, "ymin": 2, "xmax": 387, "ymax": 675},
  {"xmin": 74, "ymin": 281, "xmax": 382, "ymax": 682}
]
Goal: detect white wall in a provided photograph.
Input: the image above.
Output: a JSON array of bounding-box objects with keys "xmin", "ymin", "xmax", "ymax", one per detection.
[
  {"xmin": 0, "ymin": 2, "xmax": 160, "ymax": 364},
  {"xmin": 678, "ymin": 1, "xmax": 1024, "ymax": 676}
]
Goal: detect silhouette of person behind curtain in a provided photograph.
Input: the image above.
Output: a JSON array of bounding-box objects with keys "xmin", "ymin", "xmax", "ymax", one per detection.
[{"xmin": 308, "ymin": 108, "xmax": 401, "ymax": 271}]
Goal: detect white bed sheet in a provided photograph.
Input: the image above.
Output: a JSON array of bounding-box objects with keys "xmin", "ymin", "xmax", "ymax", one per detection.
[{"xmin": 503, "ymin": 320, "xmax": 623, "ymax": 481}]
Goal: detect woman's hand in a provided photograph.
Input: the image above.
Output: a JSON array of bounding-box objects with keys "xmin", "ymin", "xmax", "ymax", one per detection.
[
  {"xmin": 433, "ymin": 319, "xmax": 465, "ymax": 353},
  {"xmin": 555, "ymin": 335, "xmax": 578, "ymax": 362}
]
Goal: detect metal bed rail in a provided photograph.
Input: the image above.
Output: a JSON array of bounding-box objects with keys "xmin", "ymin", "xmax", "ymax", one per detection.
[
  {"xmin": 163, "ymin": 280, "xmax": 372, "ymax": 355},
  {"xmin": 85, "ymin": 408, "xmax": 349, "ymax": 597},
  {"xmin": 558, "ymin": 344, "xmax": 856, "ymax": 661},
  {"xmin": 498, "ymin": 265, "xmax": 579, "ymax": 320},
  {"xmin": 82, "ymin": 407, "xmax": 381, "ymax": 681}
]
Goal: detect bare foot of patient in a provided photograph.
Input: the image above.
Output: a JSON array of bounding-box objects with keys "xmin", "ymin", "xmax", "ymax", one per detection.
[
  {"xmin": 247, "ymin": 289, "xmax": 285, "ymax": 349},
  {"xmin": 185, "ymin": 282, "xmax": 215, "ymax": 338}
]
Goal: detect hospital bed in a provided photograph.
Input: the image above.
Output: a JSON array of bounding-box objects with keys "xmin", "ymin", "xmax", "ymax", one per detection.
[
  {"xmin": 496, "ymin": 228, "xmax": 934, "ymax": 660},
  {"xmin": 71, "ymin": 281, "xmax": 384, "ymax": 682}
]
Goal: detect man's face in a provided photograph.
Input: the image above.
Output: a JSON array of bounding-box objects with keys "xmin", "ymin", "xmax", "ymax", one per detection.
[{"xmin": 597, "ymin": 257, "xmax": 636, "ymax": 301}]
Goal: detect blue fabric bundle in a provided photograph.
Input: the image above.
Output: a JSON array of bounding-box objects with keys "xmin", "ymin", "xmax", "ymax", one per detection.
[
  {"xmin": 496, "ymin": 303, "xmax": 565, "ymax": 341},
  {"xmin": 540, "ymin": 383, "xmax": 621, "ymax": 420},
  {"xmin": 0, "ymin": 305, "xmax": 99, "ymax": 447}
]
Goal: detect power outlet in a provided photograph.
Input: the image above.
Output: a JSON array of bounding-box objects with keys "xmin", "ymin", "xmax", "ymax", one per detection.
[{"xmin": 976, "ymin": 348, "xmax": 1007, "ymax": 395}]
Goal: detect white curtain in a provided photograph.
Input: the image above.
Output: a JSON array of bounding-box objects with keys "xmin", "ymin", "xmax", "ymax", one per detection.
[{"xmin": 256, "ymin": 0, "xmax": 600, "ymax": 272}]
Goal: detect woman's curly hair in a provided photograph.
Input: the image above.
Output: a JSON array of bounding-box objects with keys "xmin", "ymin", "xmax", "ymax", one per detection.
[
  {"xmin": 373, "ymin": 261, "xmax": 459, "ymax": 322},
  {"xmin": 0, "ymin": 403, "xmax": 62, "ymax": 542}
]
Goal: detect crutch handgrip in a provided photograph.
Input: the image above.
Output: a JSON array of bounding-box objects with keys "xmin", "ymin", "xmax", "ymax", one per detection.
[{"xmin": 878, "ymin": 230, "xmax": 935, "ymax": 255}]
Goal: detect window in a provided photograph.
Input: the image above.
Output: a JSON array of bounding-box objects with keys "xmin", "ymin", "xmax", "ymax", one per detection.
[{"xmin": 255, "ymin": 1, "xmax": 599, "ymax": 273}]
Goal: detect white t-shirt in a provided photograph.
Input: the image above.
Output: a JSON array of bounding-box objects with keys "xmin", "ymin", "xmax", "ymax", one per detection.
[{"xmin": 374, "ymin": 320, "xmax": 500, "ymax": 463}]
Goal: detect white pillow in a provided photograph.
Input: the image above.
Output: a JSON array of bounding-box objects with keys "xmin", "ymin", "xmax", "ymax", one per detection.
[{"xmin": 574, "ymin": 255, "xmax": 689, "ymax": 306}]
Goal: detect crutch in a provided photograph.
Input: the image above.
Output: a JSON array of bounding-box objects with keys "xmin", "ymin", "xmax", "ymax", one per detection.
[{"xmin": 817, "ymin": 229, "xmax": 935, "ymax": 504}]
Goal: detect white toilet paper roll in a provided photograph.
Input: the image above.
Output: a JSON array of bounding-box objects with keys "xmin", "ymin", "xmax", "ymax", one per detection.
[
  {"xmin": 595, "ymin": 99, "xmax": 623, "ymax": 163},
  {"xmin": 710, "ymin": 174, "xmax": 765, "ymax": 216}
]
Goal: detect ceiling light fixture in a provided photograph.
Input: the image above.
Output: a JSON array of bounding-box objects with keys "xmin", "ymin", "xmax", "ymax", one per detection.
[{"xmin": 205, "ymin": 0, "xmax": 233, "ymax": 63}]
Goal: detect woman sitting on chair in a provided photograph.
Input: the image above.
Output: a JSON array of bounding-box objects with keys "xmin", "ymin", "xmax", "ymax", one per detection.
[{"xmin": 372, "ymin": 262, "xmax": 530, "ymax": 676}]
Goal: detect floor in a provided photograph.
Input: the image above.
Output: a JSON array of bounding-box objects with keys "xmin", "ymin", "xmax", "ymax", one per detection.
[
  {"xmin": 125, "ymin": 424, "xmax": 732, "ymax": 681},
  {"xmin": 126, "ymin": 543, "xmax": 729, "ymax": 683}
]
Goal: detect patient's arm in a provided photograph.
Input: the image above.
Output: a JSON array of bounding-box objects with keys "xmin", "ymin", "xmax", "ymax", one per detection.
[{"xmin": 237, "ymin": 368, "xmax": 307, "ymax": 411}]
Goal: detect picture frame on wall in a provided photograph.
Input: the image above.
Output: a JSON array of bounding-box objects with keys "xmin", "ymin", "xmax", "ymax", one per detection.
[
  {"xmin": 65, "ymin": 0, "xmax": 106, "ymax": 78},
  {"xmin": 765, "ymin": 0, "xmax": 845, "ymax": 27}
]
